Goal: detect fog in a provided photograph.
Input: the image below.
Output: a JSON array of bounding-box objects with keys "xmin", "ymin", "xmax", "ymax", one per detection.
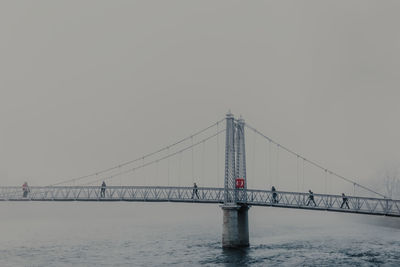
[{"xmin": 1, "ymin": 1, "xmax": 400, "ymax": 196}]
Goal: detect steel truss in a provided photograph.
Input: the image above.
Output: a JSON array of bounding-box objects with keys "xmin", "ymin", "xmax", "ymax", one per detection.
[{"xmin": 0, "ymin": 186, "xmax": 399, "ymax": 217}]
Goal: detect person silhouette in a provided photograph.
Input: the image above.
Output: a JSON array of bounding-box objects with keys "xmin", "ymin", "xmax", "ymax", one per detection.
[
  {"xmin": 306, "ymin": 190, "xmax": 316, "ymax": 206},
  {"xmin": 100, "ymin": 181, "xmax": 106, "ymax": 198},
  {"xmin": 191, "ymin": 183, "xmax": 199, "ymax": 199},
  {"xmin": 271, "ymin": 186, "xmax": 278, "ymax": 204},
  {"xmin": 340, "ymin": 193, "xmax": 350, "ymax": 209},
  {"xmin": 22, "ymin": 182, "xmax": 30, "ymax": 198}
]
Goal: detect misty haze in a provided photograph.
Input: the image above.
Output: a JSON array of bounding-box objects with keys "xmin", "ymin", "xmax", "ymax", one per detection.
[{"xmin": 0, "ymin": 1, "xmax": 399, "ymax": 266}]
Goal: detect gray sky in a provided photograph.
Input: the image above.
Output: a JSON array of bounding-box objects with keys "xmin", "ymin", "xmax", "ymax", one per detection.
[{"xmin": 1, "ymin": 1, "xmax": 399, "ymax": 191}]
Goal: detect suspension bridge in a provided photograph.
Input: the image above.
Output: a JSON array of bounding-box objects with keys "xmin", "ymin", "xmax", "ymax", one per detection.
[{"xmin": 1, "ymin": 113, "xmax": 399, "ymax": 247}]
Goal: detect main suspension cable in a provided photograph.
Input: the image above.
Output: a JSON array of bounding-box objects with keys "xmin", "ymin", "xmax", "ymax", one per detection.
[
  {"xmin": 49, "ymin": 118, "xmax": 225, "ymax": 186},
  {"xmin": 245, "ymin": 123, "xmax": 387, "ymax": 198},
  {"xmin": 81, "ymin": 129, "xmax": 226, "ymax": 185}
]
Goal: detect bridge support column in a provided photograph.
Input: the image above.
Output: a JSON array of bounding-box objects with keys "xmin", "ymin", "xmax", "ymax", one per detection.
[
  {"xmin": 222, "ymin": 204, "xmax": 249, "ymax": 248},
  {"xmin": 222, "ymin": 112, "xmax": 249, "ymax": 248}
]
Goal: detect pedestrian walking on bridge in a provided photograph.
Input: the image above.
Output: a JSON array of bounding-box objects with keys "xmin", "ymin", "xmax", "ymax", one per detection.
[
  {"xmin": 191, "ymin": 183, "xmax": 199, "ymax": 199},
  {"xmin": 306, "ymin": 190, "xmax": 316, "ymax": 206},
  {"xmin": 22, "ymin": 182, "xmax": 30, "ymax": 198},
  {"xmin": 340, "ymin": 193, "xmax": 350, "ymax": 209},
  {"xmin": 100, "ymin": 181, "xmax": 106, "ymax": 198},
  {"xmin": 271, "ymin": 186, "xmax": 278, "ymax": 204}
]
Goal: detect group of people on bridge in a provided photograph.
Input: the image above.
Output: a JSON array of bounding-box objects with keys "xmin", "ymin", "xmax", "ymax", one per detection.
[
  {"xmin": 189, "ymin": 183, "xmax": 351, "ymax": 209},
  {"xmin": 271, "ymin": 186, "xmax": 350, "ymax": 209},
  {"xmin": 19, "ymin": 181, "xmax": 202, "ymax": 200},
  {"xmin": 20, "ymin": 181, "xmax": 109, "ymax": 198},
  {"xmin": 20, "ymin": 181, "xmax": 351, "ymax": 208}
]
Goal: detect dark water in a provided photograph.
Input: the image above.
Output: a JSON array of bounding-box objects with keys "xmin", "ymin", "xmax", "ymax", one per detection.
[{"xmin": 0, "ymin": 202, "xmax": 399, "ymax": 266}]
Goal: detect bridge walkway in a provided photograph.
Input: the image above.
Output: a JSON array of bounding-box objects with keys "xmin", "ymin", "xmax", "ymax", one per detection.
[{"xmin": 1, "ymin": 186, "xmax": 399, "ymax": 217}]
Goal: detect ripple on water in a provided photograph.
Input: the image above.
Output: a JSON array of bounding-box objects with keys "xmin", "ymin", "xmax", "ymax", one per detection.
[{"xmin": 0, "ymin": 203, "xmax": 399, "ymax": 266}]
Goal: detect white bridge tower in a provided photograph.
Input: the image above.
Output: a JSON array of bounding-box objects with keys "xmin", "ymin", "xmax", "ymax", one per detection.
[{"xmin": 222, "ymin": 112, "xmax": 249, "ymax": 248}]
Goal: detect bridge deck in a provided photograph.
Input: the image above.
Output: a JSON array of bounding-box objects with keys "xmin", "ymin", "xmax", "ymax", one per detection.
[{"xmin": 1, "ymin": 186, "xmax": 399, "ymax": 217}]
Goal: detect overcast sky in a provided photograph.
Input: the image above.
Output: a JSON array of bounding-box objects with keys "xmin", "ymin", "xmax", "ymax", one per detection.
[{"xmin": 0, "ymin": 1, "xmax": 399, "ymax": 190}]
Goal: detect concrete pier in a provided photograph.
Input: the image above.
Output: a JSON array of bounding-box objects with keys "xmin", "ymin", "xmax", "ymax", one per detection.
[{"xmin": 222, "ymin": 204, "xmax": 249, "ymax": 248}]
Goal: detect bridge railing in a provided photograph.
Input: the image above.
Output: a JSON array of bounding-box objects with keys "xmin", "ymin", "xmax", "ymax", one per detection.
[
  {"xmin": 0, "ymin": 186, "xmax": 225, "ymax": 203},
  {"xmin": 242, "ymin": 189, "xmax": 400, "ymax": 217},
  {"xmin": 1, "ymin": 186, "xmax": 399, "ymax": 217}
]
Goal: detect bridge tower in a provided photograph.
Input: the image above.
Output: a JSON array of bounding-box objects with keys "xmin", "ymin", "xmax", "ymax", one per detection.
[{"xmin": 221, "ymin": 113, "xmax": 249, "ymax": 248}]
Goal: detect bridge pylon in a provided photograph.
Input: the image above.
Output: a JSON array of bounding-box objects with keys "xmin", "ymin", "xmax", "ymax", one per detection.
[{"xmin": 221, "ymin": 113, "xmax": 249, "ymax": 248}]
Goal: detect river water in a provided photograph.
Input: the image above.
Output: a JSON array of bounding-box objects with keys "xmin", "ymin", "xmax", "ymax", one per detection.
[{"xmin": 0, "ymin": 202, "xmax": 399, "ymax": 266}]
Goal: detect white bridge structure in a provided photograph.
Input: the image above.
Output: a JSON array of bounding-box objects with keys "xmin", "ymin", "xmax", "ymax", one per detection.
[
  {"xmin": 1, "ymin": 186, "xmax": 399, "ymax": 217},
  {"xmin": 1, "ymin": 113, "xmax": 399, "ymax": 247}
]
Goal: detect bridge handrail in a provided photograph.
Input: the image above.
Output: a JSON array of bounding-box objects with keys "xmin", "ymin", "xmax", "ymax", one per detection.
[
  {"xmin": 0, "ymin": 186, "xmax": 399, "ymax": 216},
  {"xmin": 1, "ymin": 186, "xmax": 398, "ymax": 202},
  {"xmin": 244, "ymin": 188, "xmax": 399, "ymax": 202}
]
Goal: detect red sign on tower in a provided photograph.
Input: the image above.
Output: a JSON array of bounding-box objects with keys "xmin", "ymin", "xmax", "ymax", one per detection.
[{"xmin": 235, "ymin": 178, "xmax": 245, "ymax": 189}]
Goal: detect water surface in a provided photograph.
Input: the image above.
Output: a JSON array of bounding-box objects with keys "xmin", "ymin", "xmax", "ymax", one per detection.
[{"xmin": 0, "ymin": 202, "xmax": 399, "ymax": 266}]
